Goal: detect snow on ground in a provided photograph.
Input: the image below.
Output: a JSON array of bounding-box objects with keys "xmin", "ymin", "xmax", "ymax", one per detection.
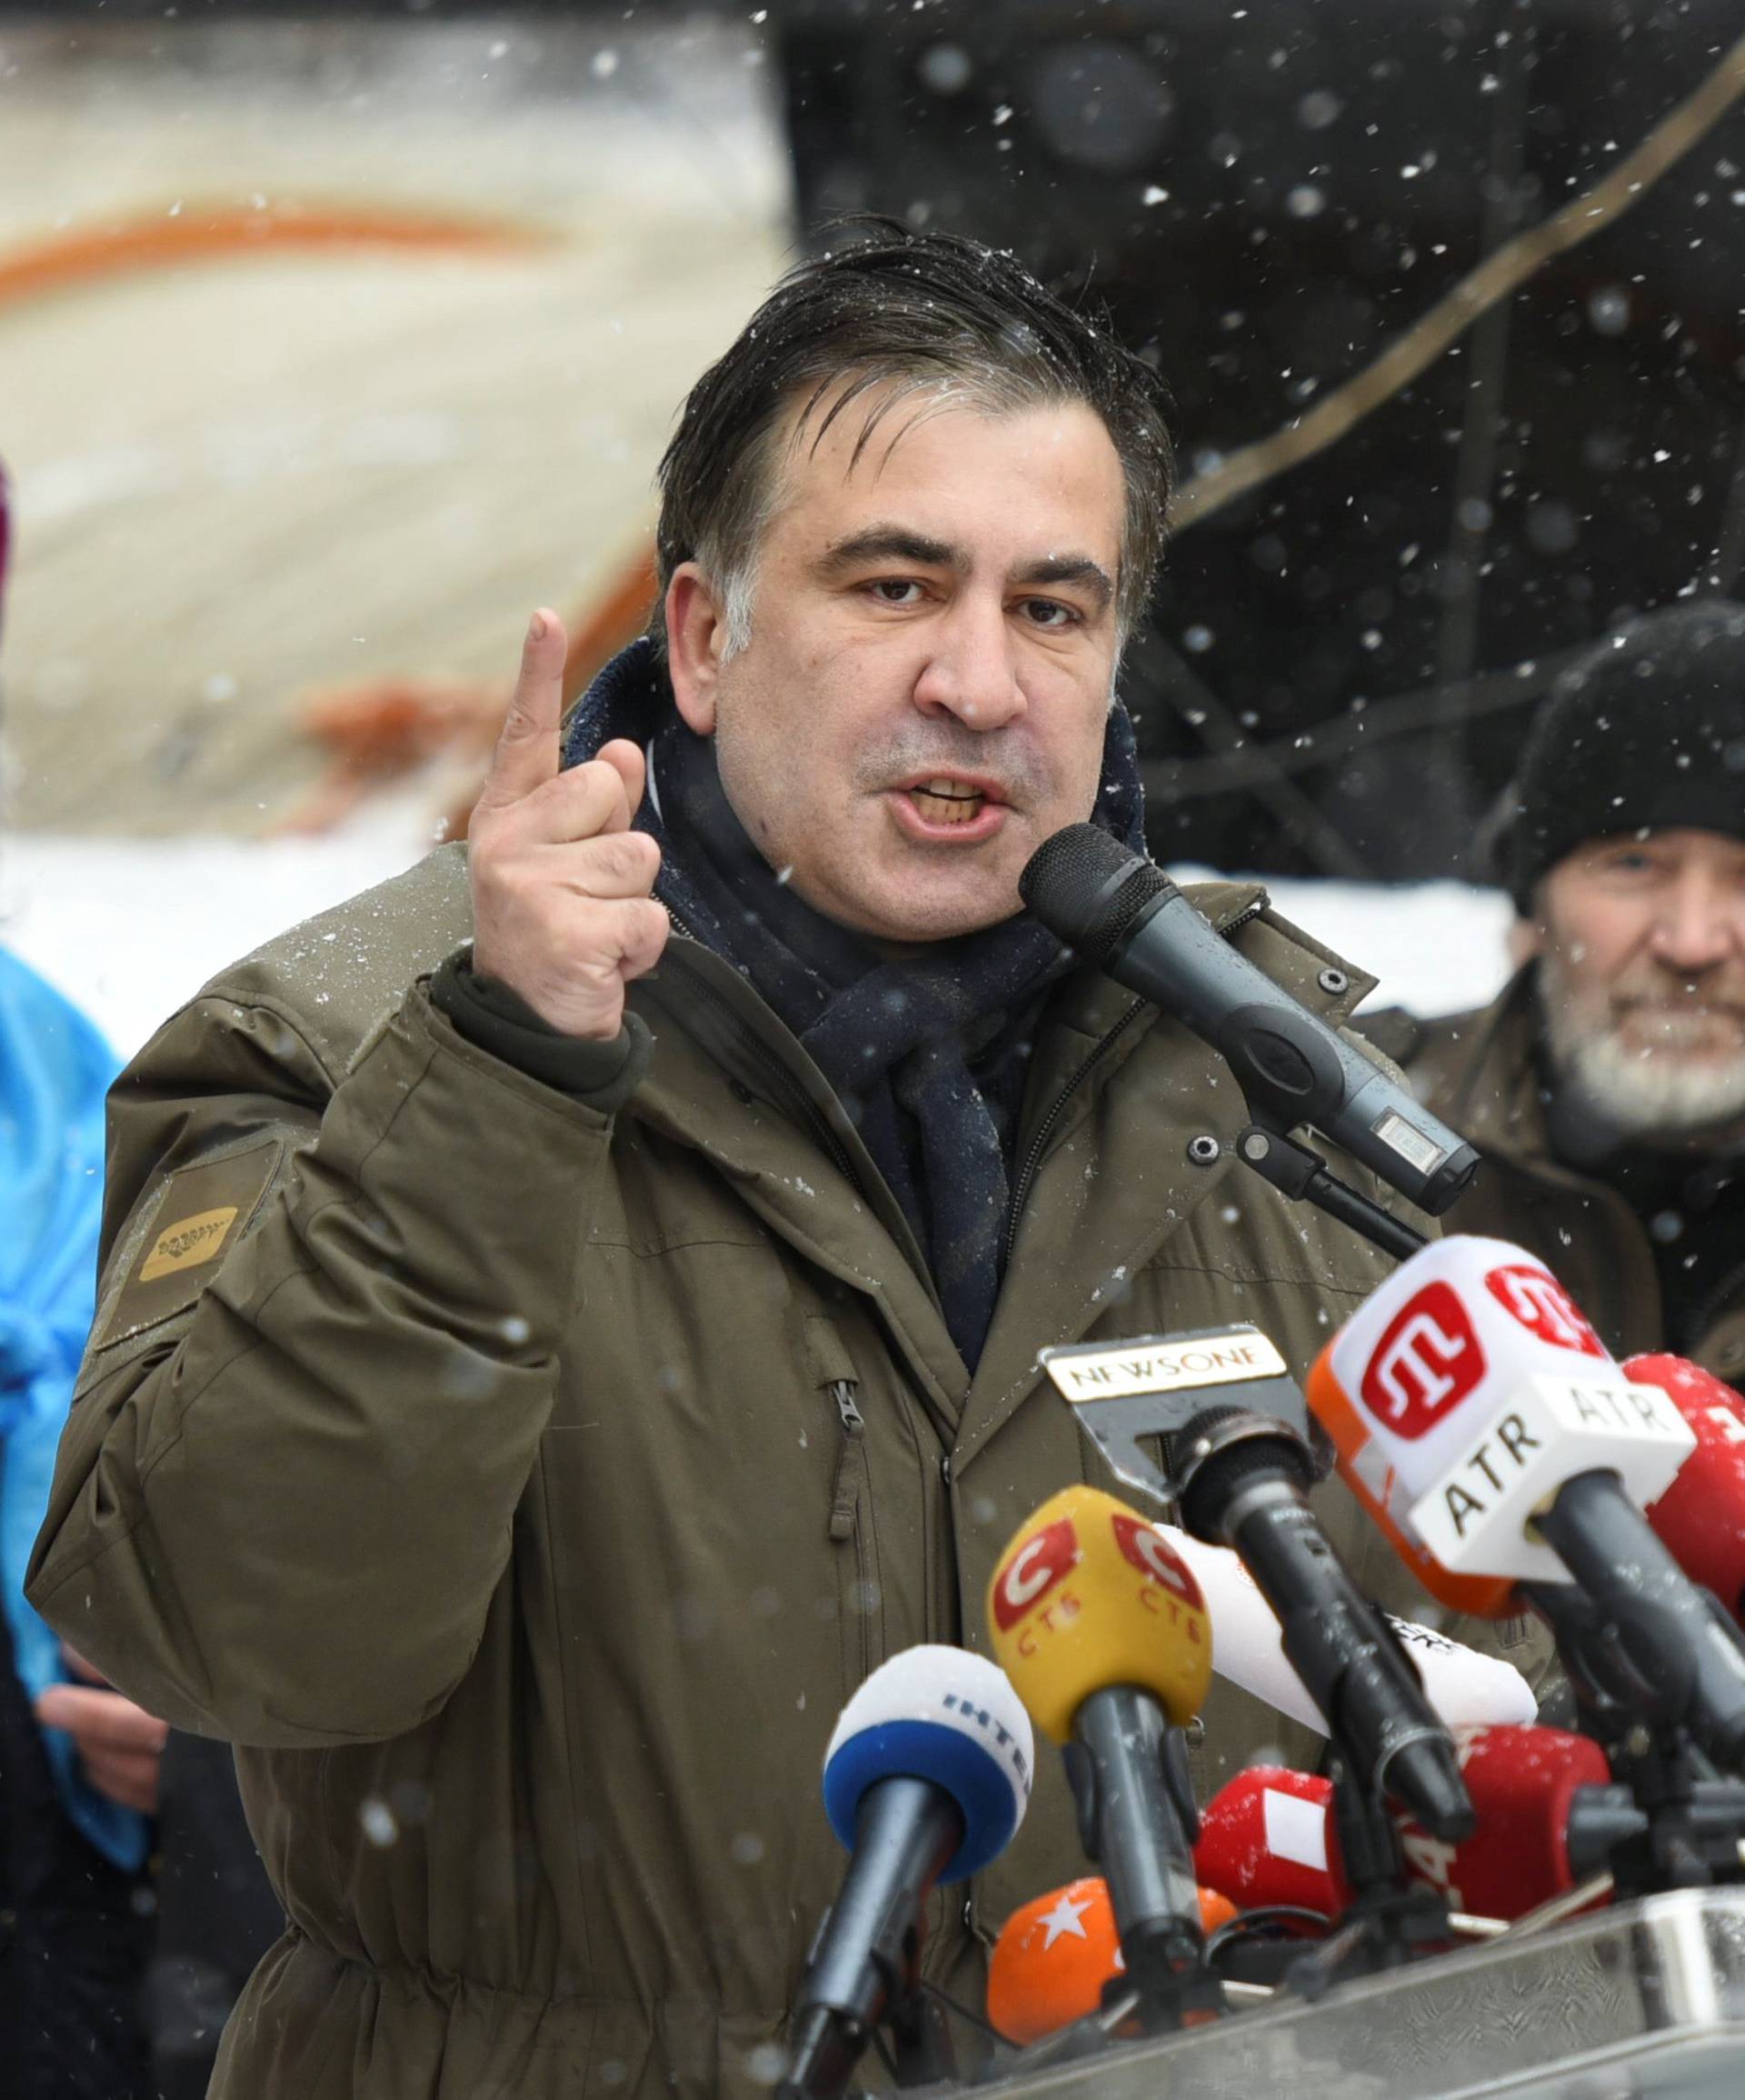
[
  {"xmin": 2, "ymin": 805, "xmax": 434, "ymax": 1055},
  {"xmin": 4, "ymin": 820, "xmax": 1518, "ymax": 1060}
]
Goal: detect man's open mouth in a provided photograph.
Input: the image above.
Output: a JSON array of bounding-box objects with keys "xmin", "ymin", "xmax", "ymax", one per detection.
[{"xmin": 905, "ymin": 777, "xmax": 995, "ymax": 825}]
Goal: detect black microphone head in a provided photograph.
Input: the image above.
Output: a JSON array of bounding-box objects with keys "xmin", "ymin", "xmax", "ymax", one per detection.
[
  {"xmin": 1021, "ymin": 825, "xmax": 1167, "ymax": 965},
  {"xmin": 1173, "ymin": 1405, "xmax": 1315, "ymax": 1545}
]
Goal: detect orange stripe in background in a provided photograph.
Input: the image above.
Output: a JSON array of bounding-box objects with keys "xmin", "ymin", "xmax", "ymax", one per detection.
[
  {"xmin": 0, "ymin": 195, "xmax": 650, "ymax": 842},
  {"xmin": 0, "ymin": 203, "xmax": 553, "ymax": 309}
]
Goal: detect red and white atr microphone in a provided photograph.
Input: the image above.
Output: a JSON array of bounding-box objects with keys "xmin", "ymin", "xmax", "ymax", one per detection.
[{"xmin": 1306, "ymin": 1236, "xmax": 1745, "ymax": 1770}]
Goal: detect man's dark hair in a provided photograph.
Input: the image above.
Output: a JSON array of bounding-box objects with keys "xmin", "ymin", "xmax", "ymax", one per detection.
[{"xmin": 653, "ymin": 219, "xmax": 1172, "ymax": 653}]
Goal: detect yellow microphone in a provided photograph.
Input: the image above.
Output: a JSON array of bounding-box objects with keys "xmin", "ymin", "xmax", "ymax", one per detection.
[{"xmin": 987, "ymin": 1486, "xmax": 1217, "ymax": 2027}]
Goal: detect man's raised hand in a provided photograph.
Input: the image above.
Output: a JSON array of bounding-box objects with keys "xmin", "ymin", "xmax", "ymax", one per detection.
[{"xmin": 468, "ymin": 610, "xmax": 668, "ymax": 1040}]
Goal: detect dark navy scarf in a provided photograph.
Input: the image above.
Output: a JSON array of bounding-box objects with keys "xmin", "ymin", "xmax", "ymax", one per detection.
[{"xmin": 562, "ymin": 640, "xmax": 1146, "ymax": 1367}]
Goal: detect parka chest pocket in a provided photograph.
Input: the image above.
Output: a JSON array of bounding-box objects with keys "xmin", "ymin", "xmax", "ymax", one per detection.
[{"xmin": 805, "ymin": 1315, "xmax": 886, "ymax": 1698}]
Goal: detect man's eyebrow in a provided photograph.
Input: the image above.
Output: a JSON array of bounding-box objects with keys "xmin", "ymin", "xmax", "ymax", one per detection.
[
  {"xmin": 1014, "ymin": 555, "xmax": 1114, "ymax": 611},
  {"xmin": 815, "ymin": 531, "xmax": 1116, "ymax": 612},
  {"xmin": 815, "ymin": 526, "xmax": 961, "ymax": 575}
]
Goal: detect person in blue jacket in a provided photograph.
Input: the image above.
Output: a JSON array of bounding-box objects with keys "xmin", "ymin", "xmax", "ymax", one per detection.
[
  {"xmin": 1, "ymin": 454, "xmax": 168, "ymax": 2093},
  {"xmin": 0, "ymin": 940, "xmax": 164, "ymax": 2097}
]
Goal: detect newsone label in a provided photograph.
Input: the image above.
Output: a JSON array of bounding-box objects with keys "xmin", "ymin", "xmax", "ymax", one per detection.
[{"xmin": 1042, "ymin": 1328, "xmax": 1289, "ymax": 1405}]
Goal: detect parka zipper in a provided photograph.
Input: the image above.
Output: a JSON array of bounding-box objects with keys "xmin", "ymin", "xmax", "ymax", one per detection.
[
  {"xmin": 825, "ymin": 1377, "xmax": 880, "ymax": 1685},
  {"xmin": 826, "ymin": 1381, "xmax": 865, "ymax": 1538}
]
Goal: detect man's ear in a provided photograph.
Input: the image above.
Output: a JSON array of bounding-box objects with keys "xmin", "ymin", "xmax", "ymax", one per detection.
[
  {"xmin": 666, "ymin": 565, "xmax": 725, "ymax": 735},
  {"xmin": 1509, "ymin": 921, "xmax": 1541, "ymax": 968}
]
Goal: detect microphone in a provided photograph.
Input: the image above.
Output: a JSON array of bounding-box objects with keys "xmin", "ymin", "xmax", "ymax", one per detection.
[
  {"xmin": 1630, "ymin": 1355, "xmax": 1745, "ymax": 1624},
  {"xmin": 1019, "ymin": 824, "xmax": 1478, "ymax": 1213},
  {"xmin": 1155, "ymin": 1520, "xmax": 1535, "ymax": 1735},
  {"xmin": 1195, "ymin": 1725, "xmax": 1622, "ymax": 1923},
  {"xmin": 782, "ymin": 1645, "xmax": 1033, "ymax": 2100},
  {"xmin": 1051, "ymin": 1336, "xmax": 1477, "ymax": 1839},
  {"xmin": 1307, "ymin": 1236, "xmax": 1745, "ymax": 1769},
  {"xmin": 985, "ymin": 1877, "xmax": 1237, "ymax": 2045},
  {"xmin": 986, "ymin": 1485, "xmax": 1214, "ymax": 2015}
]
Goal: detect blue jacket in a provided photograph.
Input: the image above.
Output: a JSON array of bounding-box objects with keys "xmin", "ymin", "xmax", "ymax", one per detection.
[{"xmin": 0, "ymin": 945, "xmax": 145, "ymax": 1868}]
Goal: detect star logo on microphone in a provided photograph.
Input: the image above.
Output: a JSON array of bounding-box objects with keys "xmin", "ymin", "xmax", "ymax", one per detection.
[
  {"xmin": 1361, "ymin": 1282, "xmax": 1485, "ymax": 1440},
  {"xmin": 1034, "ymin": 1891, "xmax": 1092, "ymax": 1949}
]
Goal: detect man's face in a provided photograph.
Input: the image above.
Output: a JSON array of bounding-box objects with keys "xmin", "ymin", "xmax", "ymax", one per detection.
[
  {"xmin": 1530, "ymin": 828, "xmax": 1745, "ymax": 1137},
  {"xmin": 665, "ymin": 389, "xmax": 1126, "ymax": 945}
]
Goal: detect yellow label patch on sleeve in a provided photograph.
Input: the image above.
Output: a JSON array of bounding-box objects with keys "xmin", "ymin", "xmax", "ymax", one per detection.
[
  {"xmin": 95, "ymin": 1135, "xmax": 283, "ymax": 1347},
  {"xmin": 139, "ymin": 1206, "xmax": 240, "ymax": 1282}
]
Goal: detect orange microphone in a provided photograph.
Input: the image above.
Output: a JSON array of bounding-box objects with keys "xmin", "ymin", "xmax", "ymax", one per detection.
[{"xmin": 987, "ymin": 1877, "xmax": 1237, "ymax": 2045}]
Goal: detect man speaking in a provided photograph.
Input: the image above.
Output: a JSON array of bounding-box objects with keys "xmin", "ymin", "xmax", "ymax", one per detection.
[{"xmin": 32, "ymin": 225, "xmax": 1422, "ymax": 2098}]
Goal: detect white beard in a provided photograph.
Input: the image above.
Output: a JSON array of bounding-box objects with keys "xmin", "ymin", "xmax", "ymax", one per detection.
[{"xmin": 1540, "ymin": 950, "xmax": 1745, "ymax": 1139}]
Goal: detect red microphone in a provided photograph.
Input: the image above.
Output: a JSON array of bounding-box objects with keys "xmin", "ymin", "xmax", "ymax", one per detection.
[
  {"xmin": 1194, "ymin": 1725, "xmax": 1619, "ymax": 1922},
  {"xmin": 1630, "ymin": 1355, "xmax": 1745, "ymax": 1625}
]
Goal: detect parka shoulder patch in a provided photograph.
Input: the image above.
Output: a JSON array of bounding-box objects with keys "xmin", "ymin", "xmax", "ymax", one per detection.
[{"xmin": 95, "ymin": 1135, "xmax": 284, "ymax": 1347}]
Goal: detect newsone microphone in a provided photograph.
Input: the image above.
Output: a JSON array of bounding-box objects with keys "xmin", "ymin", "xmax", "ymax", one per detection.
[
  {"xmin": 987, "ymin": 1485, "xmax": 1215, "ymax": 2017},
  {"xmin": 782, "ymin": 1645, "xmax": 1032, "ymax": 2100},
  {"xmin": 1019, "ymin": 824, "xmax": 1478, "ymax": 1214},
  {"xmin": 1308, "ymin": 1236, "xmax": 1745, "ymax": 1771},
  {"xmin": 1041, "ymin": 1331, "xmax": 1472, "ymax": 1839}
]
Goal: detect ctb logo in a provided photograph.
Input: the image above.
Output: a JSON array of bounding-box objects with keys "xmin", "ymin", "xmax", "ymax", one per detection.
[
  {"xmin": 992, "ymin": 1518, "xmax": 1080, "ymax": 1631},
  {"xmin": 1484, "ymin": 1265, "xmax": 1604, "ymax": 1357},
  {"xmin": 1110, "ymin": 1515, "xmax": 1203, "ymax": 1609},
  {"xmin": 1361, "ymin": 1282, "xmax": 1485, "ymax": 1439}
]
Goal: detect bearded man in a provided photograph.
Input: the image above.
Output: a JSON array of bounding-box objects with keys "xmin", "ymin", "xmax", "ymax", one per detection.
[
  {"xmin": 30, "ymin": 225, "xmax": 1447, "ymax": 2100},
  {"xmin": 1396, "ymin": 597, "xmax": 1745, "ymax": 1382}
]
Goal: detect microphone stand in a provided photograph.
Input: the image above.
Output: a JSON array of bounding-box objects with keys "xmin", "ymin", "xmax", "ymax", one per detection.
[
  {"xmin": 779, "ymin": 1778, "xmax": 959, "ymax": 2100},
  {"xmin": 1527, "ymin": 1581, "xmax": 1745, "ymax": 1899},
  {"xmin": 1234, "ymin": 1116, "xmax": 1428, "ymax": 1260},
  {"xmin": 1214, "ymin": 1117, "xmax": 1474, "ymax": 1995},
  {"xmin": 1280, "ymin": 1747, "xmax": 1458, "ymax": 2002},
  {"xmin": 1230, "ymin": 1122, "xmax": 1430, "ymax": 1263},
  {"xmin": 1059, "ymin": 1712, "xmax": 1225, "ymax": 2035}
]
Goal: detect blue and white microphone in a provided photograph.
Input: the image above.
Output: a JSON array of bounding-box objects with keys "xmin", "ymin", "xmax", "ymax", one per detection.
[{"xmin": 780, "ymin": 1645, "xmax": 1033, "ymax": 2100}]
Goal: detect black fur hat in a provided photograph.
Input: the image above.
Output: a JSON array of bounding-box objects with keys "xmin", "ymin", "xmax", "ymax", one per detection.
[{"xmin": 1497, "ymin": 597, "xmax": 1745, "ymax": 909}]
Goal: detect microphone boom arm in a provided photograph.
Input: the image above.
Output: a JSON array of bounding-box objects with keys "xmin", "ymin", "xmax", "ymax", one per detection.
[{"xmin": 1231, "ymin": 1122, "xmax": 1431, "ymax": 1264}]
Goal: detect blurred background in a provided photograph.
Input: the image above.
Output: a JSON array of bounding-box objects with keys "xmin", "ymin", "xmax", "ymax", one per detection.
[{"xmin": 4, "ymin": 0, "xmax": 1742, "ymax": 1048}]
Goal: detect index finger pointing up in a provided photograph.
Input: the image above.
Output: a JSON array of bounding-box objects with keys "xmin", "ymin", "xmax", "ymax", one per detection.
[{"xmin": 476, "ymin": 609, "xmax": 569, "ymax": 812}]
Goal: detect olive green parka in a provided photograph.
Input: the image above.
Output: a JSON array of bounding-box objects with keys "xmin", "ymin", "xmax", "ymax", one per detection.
[{"xmin": 28, "ymin": 847, "xmax": 1492, "ymax": 2100}]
